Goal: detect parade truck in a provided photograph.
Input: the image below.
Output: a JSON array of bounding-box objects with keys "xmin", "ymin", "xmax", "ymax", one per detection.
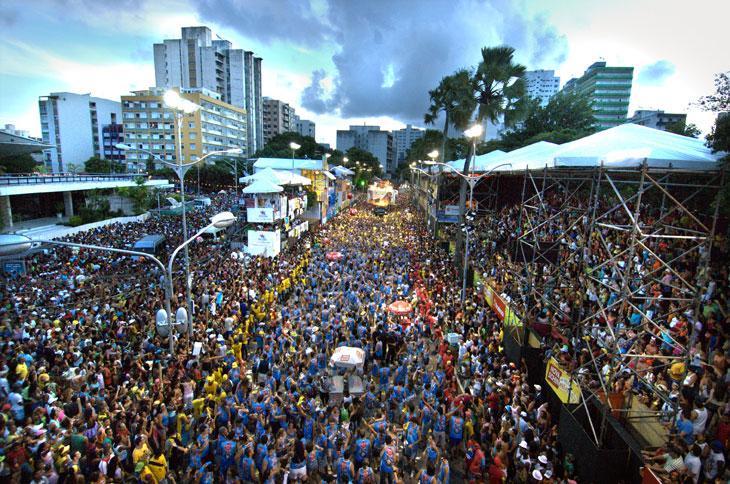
[{"xmin": 367, "ymin": 181, "xmax": 398, "ymax": 209}]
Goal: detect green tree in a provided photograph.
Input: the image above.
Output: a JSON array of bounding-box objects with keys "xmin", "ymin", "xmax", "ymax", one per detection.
[
  {"xmin": 694, "ymin": 72, "xmax": 730, "ymax": 113},
  {"xmin": 0, "ymin": 153, "xmax": 38, "ymax": 174},
  {"xmin": 254, "ymin": 132, "xmax": 329, "ymax": 160},
  {"xmin": 454, "ymin": 45, "xmax": 527, "ymax": 267},
  {"xmin": 84, "ymin": 156, "xmax": 125, "ymax": 173},
  {"xmin": 340, "ymin": 147, "xmax": 383, "ymax": 178},
  {"xmin": 665, "ymin": 121, "xmax": 701, "ymax": 138},
  {"xmin": 497, "ymin": 92, "xmax": 597, "ymax": 150},
  {"xmin": 706, "ymin": 114, "xmax": 730, "ymax": 154},
  {"xmin": 424, "ymin": 69, "xmax": 477, "ymax": 168},
  {"xmin": 405, "ymin": 130, "xmax": 443, "ymax": 163}
]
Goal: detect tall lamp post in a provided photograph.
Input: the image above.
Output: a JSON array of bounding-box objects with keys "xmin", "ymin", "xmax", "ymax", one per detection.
[
  {"xmin": 0, "ymin": 212, "xmax": 236, "ymax": 353},
  {"xmin": 427, "ymin": 150, "xmax": 439, "ymax": 230},
  {"xmin": 116, "ymin": 138, "xmax": 241, "ymax": 335},
  {"xmin": 290, "ymin": 142, "xmax": 301, "ymax": 171},
  {"xmin": 424, "ymin": 158, "xmax": 512, "ymax": 306}
]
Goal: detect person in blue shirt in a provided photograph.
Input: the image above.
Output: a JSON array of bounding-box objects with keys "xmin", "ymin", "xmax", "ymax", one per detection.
[
  {"xmin": 336, "ymin": 450, "xmax": 355, "ymax": 484},
  {"xmin": 218, "ymin": 427, "xmax": 237, "ymax": 477},
  {"xmin": 674, "ymin": 408, "xmax": 695, "ymax": 446},
  {"xmin": 236, "ymin": 442, "xmax": 256, "ymax": 484},
  {"xmin": 353, "ymin": 428, "xmax": 371, "ymax": 471},
  {"xmin": 404, "ymin": 417, "xmax": 421, "ymax": 477},
  {"xmin": 379, "ymin": 435, "xmax": 398, "ymax": 484},
  {"xmin": 448, "ymin": 411, "xmax": 465, "ymax": 456}
]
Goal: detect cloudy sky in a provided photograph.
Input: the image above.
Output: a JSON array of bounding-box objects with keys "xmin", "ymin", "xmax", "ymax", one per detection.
[{"xmin": 0, "ymin": 0, "xmax": 727, "ymax": 146}]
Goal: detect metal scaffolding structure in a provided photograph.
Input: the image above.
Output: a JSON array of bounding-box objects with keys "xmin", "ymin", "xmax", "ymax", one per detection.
[{"xmin": 505, "ymin": 162, "xmax": 725, "ymax": 447}]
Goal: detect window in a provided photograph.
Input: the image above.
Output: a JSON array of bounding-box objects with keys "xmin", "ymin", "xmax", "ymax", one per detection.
[
  {"xmin": 188, "ymin": 121, "xmax": 195, "ymax": 129},
  {"xmin": 189, "ymin": 132, "xmax": 196, "ymax": 139},
  {"xmin": 189, "ymin": 143, "xmax": 196, "ymax": 150}
]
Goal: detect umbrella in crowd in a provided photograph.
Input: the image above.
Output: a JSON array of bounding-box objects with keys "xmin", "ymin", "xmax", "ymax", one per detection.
[
  {"xmin": 326, "ymin": 251, "xmax": 344, "ymax": 261},
  {"xmin": 388, "ymin": 300, "xmax": 413, "ymax": 315}
]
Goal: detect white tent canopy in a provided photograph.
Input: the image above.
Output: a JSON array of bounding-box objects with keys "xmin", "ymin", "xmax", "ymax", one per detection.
[
  {"xmin": 447, "ymin": 150, "xmax": 506, "ymax": 173},
  {"xmin": 240, "ymin": 179, "xmax": 284, "ymax": 194},
  {"xmin": 240, "ymin": 167, "xmax": 311, "ymax": 186},
  {"xmin": 490, "ymin": 124, "xmax": 724, "ymax": 173},
  {"xmin": 483, "ymin": 141, "xmax": 560, "ymax": 173}
]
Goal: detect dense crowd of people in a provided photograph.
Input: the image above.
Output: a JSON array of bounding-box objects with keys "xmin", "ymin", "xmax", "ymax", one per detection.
[
  {"xmin": 0, "ymin": 180, "xmax": 727, "ymax": 484},
  {"xmin": 443, "ymin": 182, "xmax": 730, "ymax": 484}
]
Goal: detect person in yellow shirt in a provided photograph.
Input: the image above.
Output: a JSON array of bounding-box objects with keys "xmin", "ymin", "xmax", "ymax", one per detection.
[
  {"xmin": 147, "ymin": 449, "xmax": 167, "ymax": 483},
  {"xmin": 204, "ymin": 377, "xmax": 218, "ymax": 396},
  {"xmin": 132, "ymin": 436, "xmax": 151, "ymax": 466},
  {"xmin": 192, "ymin": 397, "xmax": 207, "ymax": 420},
  {"xmin": 15, "ymin": 360, "xmax": 28, "ymax": 382}
]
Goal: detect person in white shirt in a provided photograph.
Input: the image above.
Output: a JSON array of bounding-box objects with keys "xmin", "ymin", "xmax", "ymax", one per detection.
[{"xmin": 683, "ymin": 444, "xmax": 702, "ymax": 484}]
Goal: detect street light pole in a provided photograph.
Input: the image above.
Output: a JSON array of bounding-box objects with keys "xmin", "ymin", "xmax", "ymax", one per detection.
[
  {"xmin": 167, "ymin": 212, "xmax": 237, "ymax": 344},
  {"xmin": 290, "ymin": 142, "xmax": 301, "ymax": 171},
  {"xmin": 424, "ymin": 159, "xmax": 512, "ymax": 306},
  {"xmin": 0, "ymin": 237, "xmax": 176, "ymax": 355}
]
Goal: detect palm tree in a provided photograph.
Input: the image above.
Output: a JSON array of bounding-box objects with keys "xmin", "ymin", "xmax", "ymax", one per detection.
[
  {"xmin": 424, "ymin": 69, "xmax": 477, "ymax": 164},
  {"xmin": 455, "ymin": 46, "xmax": 527, "ymax": 269},
  {"xmin": 424, "ymin": 69, "xmax": 476, "ymax": 237}
]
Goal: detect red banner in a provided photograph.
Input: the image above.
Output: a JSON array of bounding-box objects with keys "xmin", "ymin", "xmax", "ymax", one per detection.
[{"xmin": 493, "ymin": 293, "xmax": 506, "ymax": 321}]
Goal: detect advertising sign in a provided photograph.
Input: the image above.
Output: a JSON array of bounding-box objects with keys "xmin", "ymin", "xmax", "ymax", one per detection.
[
  {"xmin": 247, "ymin": 207, "xmax": 274, "ymax": 223},
  {"xmin": 438, "ymin": 205, "xmax": 460, "ymax": 223},
  {"xmin": 2, "ymin": 260, "xmax": 26, "ymax": 274},
  {"xmin": 247, "ymin": 229, "xmax": 281, "ymax": 257},
  {"xmin": 545, "ymin": 357, "xmax": 581, "ymax": 403}
]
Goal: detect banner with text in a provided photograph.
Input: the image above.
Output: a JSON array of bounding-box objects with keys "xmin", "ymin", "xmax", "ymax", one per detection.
[{"xmin": 545, "ymin": 357, "xmax": 581, "ymax": 404}]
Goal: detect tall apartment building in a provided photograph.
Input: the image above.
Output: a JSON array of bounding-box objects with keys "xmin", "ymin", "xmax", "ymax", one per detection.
[
  {"xmin": 628, "ymin": 110, "xmax": 687, "ymax": 131},
  {"xmin": 560, "ymin": 61, "xmax": 633, "ymax": 129},
  {"xmin": 336, "ymin": 125, "xmax": 396, "ymax": 173},
  {"xmin": 38, "ymin": 92, "xmax": 121, "ymax": 173},
  {"xmin": 153, "ymin": 26, "xmax": 262, "ymax": 156},
  {"xmin": 262, "ymin": 98, "xmax": 295, "ymax": 145},
  {"xmin": 120, "ymin": 87, "xmax": 246, "ymax": 171},
  {"xmin": 524, "ymin": 70, "xmax": 560, "ymax": 107},
  {"xmin": 394, "ymin": 124, "xmax": 425, "ymax": 163},
  {"xmin": 294, "ymin": 115, "xmax": 316, "ymax": 138}
]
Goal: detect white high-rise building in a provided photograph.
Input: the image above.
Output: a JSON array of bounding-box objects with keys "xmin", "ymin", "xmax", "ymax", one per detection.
[
  {"xmin": 524, "ymin": 70, "xmax": 560, "ymax": 107},
  {"xmin": 38, "ymin": 92, "xmax": 121, "ymax": 173},
  {"xmin": 394, "ymin": 124, "xmax": 425, "ymax": 164},
  {"xmin": 294, "ymin": 115, "xmax": 316, "ymax": 138},
  {"xmin": 336, "ymin": 125, "xmax": 395, "ymax": 173},
  {"xmin": 153, "ymin": 26, "xmax": 263, "ymax": 156}
]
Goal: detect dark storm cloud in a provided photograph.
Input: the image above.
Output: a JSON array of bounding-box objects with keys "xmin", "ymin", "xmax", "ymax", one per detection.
[
  {"xmin": 196, "ymin": 0, "xmax": 334, "ymax": 48},
  {"xmin": 637, "ymin": 60, "xmax": 675, "ymax": 86},
  {"xmin": 196, "ymin": 0, "xmax": 569, "ymax": 124}
]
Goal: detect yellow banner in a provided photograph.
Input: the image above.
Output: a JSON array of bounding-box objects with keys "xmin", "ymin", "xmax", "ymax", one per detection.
[{"xmin": 545, "ymin": 357, "xmax": 581, "ymax": 403}]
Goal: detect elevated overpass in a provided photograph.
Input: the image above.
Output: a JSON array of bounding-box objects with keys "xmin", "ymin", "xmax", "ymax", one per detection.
[{"xmin": 0, "ymin": 173, "xmax": 171, "ymax": 228}]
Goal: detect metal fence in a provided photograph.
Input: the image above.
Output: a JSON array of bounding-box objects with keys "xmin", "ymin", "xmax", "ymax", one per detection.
[{"xmin": 0, "ymin": 174, "xmax": 143, "ymax": 186}]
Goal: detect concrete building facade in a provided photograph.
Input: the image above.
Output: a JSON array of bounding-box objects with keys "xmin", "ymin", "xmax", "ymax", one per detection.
[
  {"xmin": 524, "ymin": 70, "xmax": 560, "ymax": 107},
  {"xmin": 153, "ymin": 26, "xmax": 262, "ymax": 156},
  {"xmin": 394, "ymin": 124, "xmax": 425, "ymax": 163},
  {"xmin": 336, "ymin": 125, "xmax": 396, "ymax": 173},
  {"xmin": 628, "ymin": 110, "xmax": 687, "ymax": 131},
  {"xmin": 560, "ymin": 61, "xmax": 634, "ymax": 129},
  {"xmin": 38, "ymin": 92, "xmax": 122, "ymax": 173},
  {"xmin": 294, "ymin": 115, "xmax": 316, "ymax": 139},
  {"xmin": 262, "ymin": 98, "xmax": 295, "ymax": 145},
  {"xmin": 121, "ymin": 87, "xmax": 246, "ymax": 171}
]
